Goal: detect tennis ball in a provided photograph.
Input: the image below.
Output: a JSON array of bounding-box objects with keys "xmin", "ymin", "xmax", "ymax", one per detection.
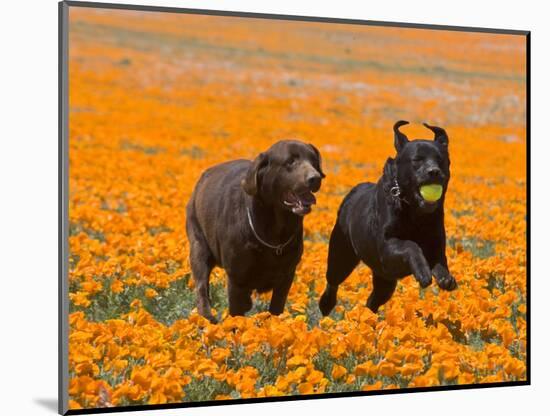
[{"xmin": 420, "ymin": 184, "xmax": 443, "ymax": 202}]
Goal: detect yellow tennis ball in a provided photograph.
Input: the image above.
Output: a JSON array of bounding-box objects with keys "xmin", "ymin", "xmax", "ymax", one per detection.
[{"xmin": 420, "ymin": 184, "xmax": 443, "ymax": 202}]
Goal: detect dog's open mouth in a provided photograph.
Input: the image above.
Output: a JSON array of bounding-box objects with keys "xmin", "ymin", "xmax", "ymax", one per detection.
[{"xmin": 283, "ymin": 190, "xmax": 316, "ymax": 216}]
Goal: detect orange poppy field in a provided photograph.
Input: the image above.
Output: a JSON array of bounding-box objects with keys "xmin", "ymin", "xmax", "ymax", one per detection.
[{"xmin": 67, "ymin": 8, "xmax": 527, "ymax": 410}]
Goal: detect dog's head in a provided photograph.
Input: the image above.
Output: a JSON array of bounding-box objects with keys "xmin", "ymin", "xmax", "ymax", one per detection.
[
  {"xmin": 390, "ymin": 120, "xmax": 451, "ymax": 214},
  {"xmin": 242, "ymin": 140, "xmax": 325, "ymax": 216}
]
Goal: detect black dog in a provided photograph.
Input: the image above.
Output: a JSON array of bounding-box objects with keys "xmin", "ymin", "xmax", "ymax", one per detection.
[
  {"xmin": 319, "ymin": 121, "xmax": 457, "ymax": 315},
  {"xmin": 186, "ymin": 140, "xmax": 325, "ymax": 323}
]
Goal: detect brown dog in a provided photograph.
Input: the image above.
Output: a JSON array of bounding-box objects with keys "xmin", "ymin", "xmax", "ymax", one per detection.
[{"xmin": 186, "ymin": 140, "xmax": 325, "ymax": 323}]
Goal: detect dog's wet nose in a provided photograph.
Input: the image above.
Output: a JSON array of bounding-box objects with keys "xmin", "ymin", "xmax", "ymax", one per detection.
[
  {"xmin": 306, "ymin": 173, "xmax": 321, "ymax": 191},
  {"xmin": 427, "ymin": 167, "xmax": 442, "ymax": 178}
]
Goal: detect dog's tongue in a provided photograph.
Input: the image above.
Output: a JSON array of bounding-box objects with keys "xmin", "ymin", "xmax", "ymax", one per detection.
[
  {"xmin": 297, "ymin": 191, "xmax": 316, "ymax": 206},
  {"xmin": 284, "ymin": 191, "xmax": 317, "ymax": 216}
]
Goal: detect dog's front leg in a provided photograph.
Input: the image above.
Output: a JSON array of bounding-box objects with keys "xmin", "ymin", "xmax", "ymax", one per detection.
[
  {"xmin": 269, "ymin": 274, "xmax": 294, "ymax": 315},
  {"xmin": 381, "ymin": 238, "xmax": 432, "ymax": 288},
  {"xmin": 227, "ymin": 280, "xmax": 253, "ymax": 316},
  {"xmin": 425, "ymin": 230, "xmax": 457, "ymax": 291},
  {"xmin": 429, "ymin": 245, "xmax": 457, "ymax": 291}
]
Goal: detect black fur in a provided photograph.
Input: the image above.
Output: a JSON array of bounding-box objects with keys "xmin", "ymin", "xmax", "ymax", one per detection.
[{"xmin": 319, "ymin": 121, "xmax": 457, "ymax": 315}]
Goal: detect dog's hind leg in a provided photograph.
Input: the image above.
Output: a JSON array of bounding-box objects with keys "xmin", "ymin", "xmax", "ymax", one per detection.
[
  {"xmin": 186, "ymin": 213, "xmax": 217, "ymax": 323},
  {"xmin": 366, "ymin": 274, "xmax": 397, "ymax": 313},
  {"xmin": 319, "ymin": 222, "xmax": 359, "ymax": 316}
]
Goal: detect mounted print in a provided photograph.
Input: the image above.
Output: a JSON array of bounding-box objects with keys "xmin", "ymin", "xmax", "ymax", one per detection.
[{"xmin": 59, "ymin": 1, "xmax": 530, "ymax": 414}]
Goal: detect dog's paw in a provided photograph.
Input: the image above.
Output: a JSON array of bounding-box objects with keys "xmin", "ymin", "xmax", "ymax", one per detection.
[
  {"xmin": 439, "ymin": 275, "xmax": 457, "ymax": 291},
  {"xmin": 411, "ymin": 260, "xmax": 432, "ymax": 288},
  {"xmin": 432, "ymin": 264, "xmax": 457, "ymax": 291},
  {"xmin": 436, "ymin": 273, "xmax": 457, "ymax": 291},
  {"xmin": 197, "ymin": 304, "xmax": 219, "ymax": 324},
  {"xmin": 417, "ymin": 275, "xmax": 432, "ymax": 289},
  {"xmin": 199, "ymin": 309, "xmax": 218, "ymax": 324}
]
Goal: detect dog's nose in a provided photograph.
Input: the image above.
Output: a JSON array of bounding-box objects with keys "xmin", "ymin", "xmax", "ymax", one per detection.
[
  {"xmin": 306, "ymin": 174, "xmax": 321, "ymax": 190},
  {"xmin": 427, "ymin": 167, "xmax": 442, "ymax": 178}
]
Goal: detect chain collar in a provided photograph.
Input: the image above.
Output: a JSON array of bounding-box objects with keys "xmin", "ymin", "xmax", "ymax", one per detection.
[
  {"xmin": 390, "ymin": 179, "xmax": 401, "ymax": 198},
  {"xmin": 246, "ymin": 207, "xmax": 295, "ymax": 255},
  {"xmin": 389, "ymin": 178, "xmax": 411, "ymax": 205}
]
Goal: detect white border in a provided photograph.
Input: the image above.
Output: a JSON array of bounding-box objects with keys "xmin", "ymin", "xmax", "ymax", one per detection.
[{"xmin": 1, "ymin": 1, "xmax": 547, "ymax": 415}]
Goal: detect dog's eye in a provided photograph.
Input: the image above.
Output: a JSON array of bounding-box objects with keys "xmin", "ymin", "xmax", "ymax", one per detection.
[
  {"xmin": 412, "ymin": 156, "xmax": 424, "ymax": 163},
  {"xmin": 285, "ymin": 156, "xmax": 297, "ymax": 167}
]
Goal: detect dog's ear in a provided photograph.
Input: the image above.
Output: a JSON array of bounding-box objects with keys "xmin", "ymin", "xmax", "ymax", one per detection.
[
  {"xmin": 393, "ymin": 120, "xmax": 410, "ymax": 152},
  {"xmin": 382, "ymin": 157, "xmax": 396, "ymax": 180},
  {"xmin": 242, "ymin": 152, "xmax": 268, "ymax": 196},
  {"xmin": 308, "ymin": 143, "xmax": 326, "ymax": 178},
  {"xmin": 423, "ymin": 122, "xmax": 448, "ymax": 147}
]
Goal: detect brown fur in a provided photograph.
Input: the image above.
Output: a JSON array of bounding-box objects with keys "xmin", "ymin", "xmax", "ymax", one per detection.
[{"xmin": 186, "ymin": 140, "xmax": 325, "ymax": 322}]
